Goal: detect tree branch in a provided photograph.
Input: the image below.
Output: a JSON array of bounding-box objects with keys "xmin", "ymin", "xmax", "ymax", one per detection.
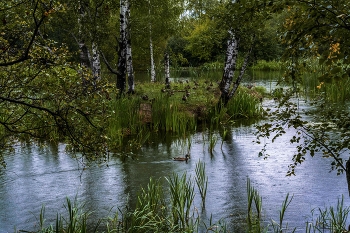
[
  {"xmin": 0, "ymin": 1, "xmax": 48, "ymax": 66},
  {"xmin": 100, "ymin": 50, "xmax": 118, "ymax": 74}
]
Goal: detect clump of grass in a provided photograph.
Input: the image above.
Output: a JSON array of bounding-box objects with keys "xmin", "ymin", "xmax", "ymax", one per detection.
[
  {"xmin": 208, "ymin": 132, "xmax": 218, "ymax": 154},
  {"xmin": 35, "ymin": 197, "xmax": 99, "ymax": 233},
  {"xmin": 300, "ymin": 64, "xmax": 350, "ymax": 102},
  {"xmin": 24, "ymin": 175, "xmax": 350, "ymax": 233},
  {"xmin": 247, "ymin": 178, "xmax": 263, "ymax": 232},
  {"xmin": 308, "ymin": 195, "xmax": 350, "ymax": 233},
  {"xmin": 270, "ymin": 193, "xmax": 295, "ymax": 233},
  {"xmin": 105, "ymin": 79, "xmax": 263, "ymax": 156},
  {"xmin": 195, "ymin": 160, "xmax": 208, "ymax": 208},
  {"xmin": 167, "ymin": 172, "xmax": 195, "ymax": 230},
  {"xmin": 316, "ymin": 79, "xmax": 350, "ymax": 102},
  {"xmin": 220, "ymin": 126, "xmax": 229, "ymax": 149},
  {"xmin": 226, "ymin": 88, "xmax": 263, "ymax": 119},
  {"xmin": 252, "ymin": 86, "xmax": 267, "ymax": 97},
  {"xmin": 125, "ymin": 177, "xmax": 170, "ymax": 232}
]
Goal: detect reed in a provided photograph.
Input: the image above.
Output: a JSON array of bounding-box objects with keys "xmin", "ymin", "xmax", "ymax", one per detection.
[
  {"xmin": 195, "ymin": 160, "xmax": 208, "ymax": 208},
  {"xmin": 208, "ymin": 131, "xmax": 218, "ymax": 154},
  {"xmin": 226, "ymin": 88, "xmax": 263, "ymax": 119},
  {"xmin": 26, "ymin": 175, "xmax": 350, "ymax": 233},
  {"xmin": 36, "ymin": 197, "xmax": 99, "ymax": 233},
  {"xmin": 308, "ymin": 195, "xmax": 350, "ymax": 233},
  {"xmin": 150, "ymin": 93, "xmax": 197, "ymax": 136},
  {"xmin": 247, "ymin": 178, "xmax": 263, "ymax": 232},
  {"xmin": 220, "ymin": 127, "xmax": 229, "ymax": 149},
  {"xmin": 166, "ymin": 172, "xmax": 195, "ymax": 230},
  {"xmin": 270, "ymin": 193, "xmax": 295, "ymax": 233},
  {"xmin": 103, "ymin": 79, "xmax": 263, "ymax": 156},
  {"xmin": 329, "ymin": 196, "xmax": 350, "ymax": 232},
  {"xmin": 136, "ymin": 177, "xmax": 166, "ymax": 216},
  {"xmin": 301, "ymin": 70, "xmax": 350, "ymax": 102}
]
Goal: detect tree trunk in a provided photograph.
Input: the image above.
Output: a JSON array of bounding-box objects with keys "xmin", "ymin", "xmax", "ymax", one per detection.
[
  {"xmin": 91, "ymin": 42, "xmax": 101, "ymax": 86},
  {"xmin": 78, "ymin": 2, "xmax": 91, "ymax": 87},
  {"xmin": 79, "ymin": 40, "xmax": 92, "ymax": 69},
  {"xmin": 164, "ymin": 51, "xmax": 171, "ymax": 88},
  {"xmin": 228, "ymin": 40, "xmax": 253, "ymax": 99},
  {"xmin": 219, "ymin": 29, "xmax": 239, "ymax": 105},
  {"xmin": 117, "ymin": 0, "xmax": 128, "ymax": 94},
  {"xmin": 149, "ymin": 1, "xmax": 156, "ymax": 82},
  {"xmin": 126, "ymin": 0, "xmax": 135, "ymax": 94},
  {"xmin": 149, "ymin": 34, "xmax": 156, "ymax": 82}
]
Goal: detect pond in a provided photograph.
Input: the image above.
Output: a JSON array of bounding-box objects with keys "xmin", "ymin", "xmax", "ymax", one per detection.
[{"xmin": 0, "ymin": 71, "xmax": 349, "ymax": 233}]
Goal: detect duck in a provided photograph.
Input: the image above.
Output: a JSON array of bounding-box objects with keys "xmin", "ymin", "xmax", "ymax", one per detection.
[{"xmin": 173, "ymin": 154, "xmax": 190, "ymax": 161}]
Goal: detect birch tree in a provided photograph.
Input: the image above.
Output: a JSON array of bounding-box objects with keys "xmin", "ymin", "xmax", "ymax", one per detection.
[
  {"xmin": 148, "ymin": 0, "xmax": 156, "ymax": 82},
  {"xmin": 164, "ymin": 51, "xmax": 171, "ymax": 87},
  {"xmin": 218, "ymin": 0, "xmax": 269, "ymax": 106},
  {"xmin": 132, "ymin": 0, "xmax": 184, "ymax": 81},
  {"xmin": 116, "ymin": 0, "xmax": 128, "ymax": 94},
  {"xmin": 72, "ymin": 0, "xmax": 105, "ymax": 87},
  {"xmin": 126, "ymin": 0, "xmax": 135, "ymax": 93}
]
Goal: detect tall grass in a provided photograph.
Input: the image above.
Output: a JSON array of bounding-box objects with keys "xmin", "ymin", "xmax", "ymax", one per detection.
[
  {"xmin": 270, "ymin": 193, "xmax": 295, "ymax": 233},
  {"xmin": 195, "ymin": 160, "xmax": 208, "ymax": 208},
  {"xmin": 151, "ymin": 95, "xmax": 197, "ymax": 136},
  {"xmin": 300, "ymin": 64, "xmax": 350, "ymax": 102},
  {"xmin": 27, "ymin": 175, "xmax": 350, "ymax": 233},
  {"xmin": 105, "ymin": 79, "xmax": 264, "ymax": 157},
  {"xmin": 35, "ymin": 197, "xmax": 98, "ymax": 233},
  {"xmin": 308, "ymin": 195, "xmax": 350, "ymax": 233},
  {"xmin": 208, "ymin": 131, "xmax": 218, "ymax": 154},
  {"xmin": 247, "ymin": 178, "xmax": 263, "ymax": 232},
  {"xmin": 226, "ymin": 88, "xmax": 263, "ymax": 119},
  {"xmin": 167, "ymin": 172, "xmax": 195, "ymax": 230}
]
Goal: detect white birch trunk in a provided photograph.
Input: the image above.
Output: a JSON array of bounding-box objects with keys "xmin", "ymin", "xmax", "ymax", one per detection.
[
  {"xmin": 149, "ymin": 1, "xmax": 156, "ymax": 82},
  {"xmin": 219, "ymin": 29, "xmax": 239, "ymax": 104},
  {"xmin": 91, "ymin": 42, "xmax": 101, "ymax": 85},
  {"xmin": 117, "ymin": 0, "xmax": 128, "ymax": 93},
  {"xmin": 164, "ymin": 52, "xmax": 170, "ymax": 86},
  {"xmin": 126, "ymin": 0, "xmax": 135, "ymax": 93},
  {"xmin": 78, "ymin": 3, "xmax": 91, "ymax": 70},
  {"xmin": 228, "ymin": 43, "xmax": 253, "ymax": 99},
  {"xmin": 149, "ymin": 34, "xmax": 156, "ymax": 82}
]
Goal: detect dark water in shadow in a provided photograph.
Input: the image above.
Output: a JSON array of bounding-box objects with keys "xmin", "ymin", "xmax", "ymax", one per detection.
[{"xmin": 0, "ymin": 117, "xmax": 348, "ymax": 232}]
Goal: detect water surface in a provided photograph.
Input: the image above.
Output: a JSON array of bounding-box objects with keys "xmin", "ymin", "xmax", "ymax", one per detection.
[
  {"xmin": 0, "ymin": 119, "xmax": 348, "ymax": 232},
  {"xmin": 1, "ymin": 71, "xmax": 349, "ymax": 232}
]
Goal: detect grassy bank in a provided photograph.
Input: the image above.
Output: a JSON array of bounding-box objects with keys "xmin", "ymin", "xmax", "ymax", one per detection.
[{"xmin": 106, "ymin": 80, "xmax": 265, "ymax": 154}]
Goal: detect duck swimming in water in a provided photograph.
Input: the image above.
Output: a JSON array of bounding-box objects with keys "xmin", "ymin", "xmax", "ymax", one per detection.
[{"xmin": 173, "ymin": 154, "xmax": 190, "ymax": 161}]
